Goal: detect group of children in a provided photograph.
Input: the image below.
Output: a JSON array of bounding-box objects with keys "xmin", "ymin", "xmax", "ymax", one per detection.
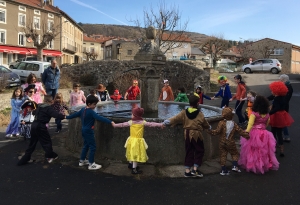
[{"xmin": 5, "ymin": 73, "xmax": 294, "ymax": 178}]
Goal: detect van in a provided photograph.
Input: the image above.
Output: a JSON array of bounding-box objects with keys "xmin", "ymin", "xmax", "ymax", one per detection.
[
  {"xmin": 11, "ymin": 61, "xmax": 51, "ymax": 82},
  {"xmin": 8, "ymin": 56, "xmax": 38, "ymax": 68}
]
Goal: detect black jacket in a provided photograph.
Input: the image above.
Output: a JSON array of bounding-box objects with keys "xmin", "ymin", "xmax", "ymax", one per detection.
[
  {"xmin": 269, "ymin": 96, "xmax": 286, "ymax": 115},
  {"xmin": 33, "ymin": 104, "xmax": 65, "ymax": 124}
]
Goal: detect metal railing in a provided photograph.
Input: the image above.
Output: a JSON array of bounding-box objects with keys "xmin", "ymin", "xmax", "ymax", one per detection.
[{"xmin": 65, "ymin": 44, "xmax": 77, "ymax": 52}]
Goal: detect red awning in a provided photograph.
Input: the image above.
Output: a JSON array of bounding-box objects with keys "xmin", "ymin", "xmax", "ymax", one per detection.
[
  {"xmin": 0, "ymin": 45, "xmax": 31, "ymax": 54},
  {"xmin": 27, "ymin": 48, "xmax": 62, "ymax": 57}
]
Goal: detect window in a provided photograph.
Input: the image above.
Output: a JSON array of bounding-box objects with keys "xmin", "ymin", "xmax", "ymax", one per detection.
[
  {"xmin": 0, "ymin": 1, "xmax": 6, "ymax": 7},
  {"xmin": 48, "ymin": 40, "xmax": 54, "ymax": 49},
  {"xmin": 0, "ymin": 8, "xmax": 6, "ymax": 23},
  {"xmin": 18, "ymin": 13, "xmax": 26, "ymax": 27},
  {"xmin": 263, "ymin": 59, "xmax": 273, "ymax": 64},
  {"xmin": 33, "ymin": 16, "xmax": 40, "ymax": 29},
  {"xmin": 90, "ymin": 47, "xmax": 95, "ymax": 52},
  {"xmin": 47, "ymin": 20, "xmax": 54, "ymax": 31},
  {"xmin": 18, "ymin": 33, "xmax": 25, "ymax": 46},
  {"xmin": 19, "ymin": 5, "xmax": 26, "ymax": 11},
  {"xmin": 25, "ymin": 63, "xmax": 34, "ymax": 71},
  {"xmin": 34, "ymin": 9, "xmax": 40, "ymax": 15},
  {"xmin": 273, "ymin": 48, "xmax": 284, "ymax": 55},
  {"xmin": 0, "ymin": 29, "xmax": 5, "ymax": 44},
  {"xmin": 17, "ymin": 62, "xmax": 27, "ymax": 70},
  {"xmin": 90, "ymin": 43, "xmax": 94, "ymax": 45},
  {"xmin": 127, "ymin": 50, "xmax": 132, "ymax": 55},
  {"xmin": 48, "ymin": 13, "xmax": 54, "ymax": 18}
]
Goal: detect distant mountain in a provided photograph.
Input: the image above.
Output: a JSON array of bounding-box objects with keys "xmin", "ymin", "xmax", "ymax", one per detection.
[{"xmin": 79, "ymin": 23, "xmax": 208, "ymax": 47}]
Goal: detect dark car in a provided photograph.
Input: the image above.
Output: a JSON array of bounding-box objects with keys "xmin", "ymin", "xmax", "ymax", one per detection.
[{"xmin": 0, "ymin": 65, "xmax": 21, "ymax": 87}]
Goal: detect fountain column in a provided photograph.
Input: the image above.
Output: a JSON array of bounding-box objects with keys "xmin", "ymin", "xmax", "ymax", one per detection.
[{"xmin": 134, "ymin": 26, "xmax": 166, "ymax": 115}]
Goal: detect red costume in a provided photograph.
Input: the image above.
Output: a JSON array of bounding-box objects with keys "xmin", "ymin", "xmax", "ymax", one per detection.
[
  {"xmin": 126, "ymin": 80, "xmax": 141, "ymax": 100},
  {"xmin": 110, "ymin": 89, "xmax": 123, "ymax": 101}
]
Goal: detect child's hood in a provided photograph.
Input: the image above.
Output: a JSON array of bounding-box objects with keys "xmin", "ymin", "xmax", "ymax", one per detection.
[{"xmin": 185, "ymin": 108, "xmax": 200, "ymax": 119}]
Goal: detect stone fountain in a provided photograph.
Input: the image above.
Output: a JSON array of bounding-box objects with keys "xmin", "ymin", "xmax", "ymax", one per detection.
[{"xmin": 66, "ymin": 27, "xmax": 223, "ymax": 165}]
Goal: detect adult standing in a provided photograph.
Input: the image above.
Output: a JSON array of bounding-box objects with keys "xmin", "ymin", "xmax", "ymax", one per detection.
[
  {"xmin": 22, "ymin": 73, "xmax": 46, "ymax": 104},
  {"xmin": 229, "ymin": 74, "xmax": 247, "ymax": 126},
  {"xmin": 279, "ymin": 74, "xmax": 293, "ymax": 142},
  {"xmin": 159, "ymin": 80, "xmax": 174, "ymax": 101},
  {"xmin": 42, "ymin": 59, "xmax": 60, "ymax": 99}
]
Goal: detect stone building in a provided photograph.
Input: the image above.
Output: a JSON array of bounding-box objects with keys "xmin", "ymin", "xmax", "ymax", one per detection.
[
  {"xmin": 103, "ymin": 39, "xmax": 139, "ymax": 60},
  {"xmin": 245, "ymin": 38, "xmax": 300, "ymax": 73}
]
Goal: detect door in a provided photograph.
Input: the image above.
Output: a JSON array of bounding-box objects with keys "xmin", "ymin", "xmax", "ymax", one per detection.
[
  {"xmin": 262, "ymin": 59, "xmax": 273, "ymax": 71},
  {"xmin": 251, "ymin": 60, "xmax": 263, "ymax": 71}
]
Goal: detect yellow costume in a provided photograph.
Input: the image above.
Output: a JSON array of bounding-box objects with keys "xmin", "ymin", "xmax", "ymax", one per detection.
[{"xmin": 124, "ymin": 120, "xmax": 149, "ymax": 162}]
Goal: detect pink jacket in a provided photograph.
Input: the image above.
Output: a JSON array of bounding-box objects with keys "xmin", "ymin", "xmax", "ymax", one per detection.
[{"xmin": 70, "ymin": 90, "xmax": 86, "ymax": 107}]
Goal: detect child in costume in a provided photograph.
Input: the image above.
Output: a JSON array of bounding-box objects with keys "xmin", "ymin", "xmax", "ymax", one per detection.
[
  {"xmin": 52, "ymin": 93, "xmax": 69, "ymax": 133},
  {"xmin": 208, "ymin": 107, "xmax": 249, "ymax": 175},
  {"xmin": 113, "ymin": 107, "xmax": 163, "ymax": 174},
  {"xmin": 6, "ymin": 87, "xmax": 25, "ymax": 138},
  {"xmin": 70, "ymin": 83, "xmax": 86, "ymax": 107},
  {"xmin": 24, "ymin": 84, "xmax": 36, "ymax": 101},
  {"xmin": 268, "ymin": 81, "xmax": 294, "ymax": 157},
  {"xmin": 174, "ymin": 87, "xmax": 189, "ymax": 103},
  {"xmin": 19, "ymin": 100, "xmax": 37, "ymax": 140},
  {"xmin": 229, "ymin": 74, "xmax": 247, "ymax": 126},
  {"xmin": 96, "ymin": 84, "xmax": 111, "ymax": 101},
  {"xmin": 17, "ymin": 95, "xmax": 66, "ymax": 165},
  {"xmin": 124, "ymin": 80, "xmax": 141, "ymax": 100},
  {"xmin": 159, "ymin": 79, "xmax": 174, "ymax": 101},
  {"xmin": 110, "ymin": 89, "xmax": 124, "ymax": 101},
  {"xmin": 87, "ymin": 89, "xmax": 98, "ymax": 98},
  {"xmin": 194, "ymin": 85, "xmax": 211, "ymax": 104},
  {"xmin": 21, "ymin": 73, "xmax": 46, "ymax": 104},
  {"xmin": 238, "ymin": 96, "xmax": 279, "ymax": 174},
  {"xmin": 66, "ymin": 95, "xmax": 114, "ymax": 170},
  {"xmin": 244, "ymin": 91, "xmax": 256, "ymax": 121},
  {"xmin": 211, "ymin": 76, "xmax": 232, "ymax": 108},
  {"xmin": 163, "ymin": 95, "xmax": 210, "ymax": 178}
]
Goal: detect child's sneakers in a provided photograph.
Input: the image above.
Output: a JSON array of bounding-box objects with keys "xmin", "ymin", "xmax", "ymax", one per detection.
[
  {"xmin": 79, "ymin": 159, "xmax": 89, "ymax": 166},
  {"xmin": 47, "ymin": 156, "xmax": 58, "ymax": 163},
  {"xmin": 191, "ymin": 169, "xmax": 203, "ymax": 177},
  {"xmin": 184, "ymin": 171, "xmax": 195, "ymax": 177},
  {"xmin": 132, "ymin": 168, "xmax": 142, "ymax": 174},
  {"xmin": 88, "ymin": 162, "xmax": 102, "ymax": 170},
  {"xmin": 232, "ymin": 166, "xmax": 241, "ymax": 172},
  {"xmin": 220, "ymin": 169, "xmax": 230, "ymax": 176},
  {"xmin": 127, "ymin": 163, "xmax": 140, "ymax": 170}
]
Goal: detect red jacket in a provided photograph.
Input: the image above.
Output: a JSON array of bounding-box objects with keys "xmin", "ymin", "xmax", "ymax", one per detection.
[{"xmin": 232, "ymin": 83, "xmax": 246, "ymax": 100}]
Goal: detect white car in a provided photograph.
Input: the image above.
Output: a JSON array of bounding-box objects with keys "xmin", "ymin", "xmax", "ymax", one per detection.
[
  {"xmin": 10, "ymin": 61, "xmax": 51, "ymax": 82},
  {"xmin": 242, "ymin": 59, "xmax": 282, "ymax": 74}
]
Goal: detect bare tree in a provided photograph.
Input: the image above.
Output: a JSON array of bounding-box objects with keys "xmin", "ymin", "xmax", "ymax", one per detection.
[
  {"xmin": 23, "ymin": 17, "xmax": 61, "ymax": 61},
  {"xmin": 130, "ymin": 0, "xmax": 189, "ymax": 54},
  {"xmin": 83, "ymin": 51, "xmax": 99, "ymax": 61},
  {"xmin": 200, "ymin": 35, "xmax": 229, "ymax": 68}
]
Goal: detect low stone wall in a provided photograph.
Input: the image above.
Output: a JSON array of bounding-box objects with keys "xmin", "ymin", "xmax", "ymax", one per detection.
[{"xmin": 66, "ymin": 104, "xmax": 222, "ymax": 165}]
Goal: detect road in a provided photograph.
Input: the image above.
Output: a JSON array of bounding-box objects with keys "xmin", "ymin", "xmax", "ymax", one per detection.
[{"xmin": 0, "ymin": 73, "xmax": 299, "ymax": 205}]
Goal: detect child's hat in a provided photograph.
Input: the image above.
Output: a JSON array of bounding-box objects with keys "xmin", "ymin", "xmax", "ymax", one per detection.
[
  {"xmin": 24, "ymin": 84, "xmax": 36, "ymax": 93},
  {"xmin": 163, "ymin": 79, "xmax": 169, "ymax": 84},
  {"xmin": 21, "ymin": 100, "xmax": 37, "ymax": 110},
  {"xmin": 196, "ymin": 85, "xmax": 202, "ymax": 89},
  {"xmin": 132, "ymin": 107, "xmax": 144, "ymax": 119},
  {"xmin": 222, "ymin": 107, "xmax": 234, "ymax": 120},
  {"xmin": 114, "ymin": 89, "xmax": 120, "ymax": 95},
  {"xmin": 97, "ymin": 84, "xmax": 106, "ymax": 91}
]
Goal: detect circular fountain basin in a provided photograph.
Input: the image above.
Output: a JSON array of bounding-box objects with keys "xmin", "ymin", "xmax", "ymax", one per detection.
[{"xmin": 66, "ymin": 101, "xmax": 223, "ymax": 165}]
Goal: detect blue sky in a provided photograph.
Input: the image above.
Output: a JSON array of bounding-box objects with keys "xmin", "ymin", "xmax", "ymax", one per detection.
[{"xmin": 56, "ymin": 0, "xmax": 300, "ymax": 45}]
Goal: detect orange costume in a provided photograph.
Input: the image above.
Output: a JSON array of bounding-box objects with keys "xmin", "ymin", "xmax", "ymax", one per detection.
[{"xmin": 159, "ymin": 80, "xmax": 174, "ymax": 101}]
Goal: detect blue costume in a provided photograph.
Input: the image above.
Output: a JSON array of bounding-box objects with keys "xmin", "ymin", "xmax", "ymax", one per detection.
[
  {"xmin": 6, "ymin": 97, "xmax": 25, "ymax": 135},
  {"xmin": 214, "ymin": 84, "xmax": 232, "ymax": 108},
  {"xmin": 66, "ymin": 108, "xmax": 112, "ymax": 164}
]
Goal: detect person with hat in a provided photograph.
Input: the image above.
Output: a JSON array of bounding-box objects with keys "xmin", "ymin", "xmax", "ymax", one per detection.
[
  {"xmin": 19, "ymin": 100, "xmax": 37, "ymax": 140},
  {"xmin": 113, "ymin": 107, "xmax": 163, "ymax": 174},
  {"xmin": 22, "ymin": 73, "xmax": 46, "ymax": 104},
  {"xmin": 211, "ymin": 76, "xmax": 232, "ymax": 108},
  {"xmin": 124, "ymin": 80, "xmax": 141, "ymax": 100},
  {"xmin": 194, "ymin": 85, "xmax": 211, "ymax": 104},
  {"xmin": 96, "ymin": 84, "xmax": 111, "ymax": 101},
  {"xmin": 208, "ymin": 107, "xmax": 249, "ymax": 176},
  {"xmin": 110, "ymin": 89, "xmax": 124, "ymax": 101},
  {"xmin": 159, "ymin": 80, "xmax": 174, "ymax": 101},
  {"xmin": 229, "ymin": 74, "xmax": 247, "ymax": 127},
  {"xmin": 24, "ymin": 84, "xmax": 36, "ymax": 101}
]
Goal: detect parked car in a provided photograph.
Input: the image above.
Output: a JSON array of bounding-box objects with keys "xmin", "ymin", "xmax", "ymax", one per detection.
[
  {"xmin": 0, "ymin": 65, "xmax": 21, "ymax": 87},
  {"xmin": 11, "ymin": 61, "xmax": 51, "ymax": 82},
  {"xmin": 9, "ymin": 56, "xmax": 38, "ymax": 69},
  {"xmin": 242, "ymin": 59, "xmax": 281, "ymax": 74}
]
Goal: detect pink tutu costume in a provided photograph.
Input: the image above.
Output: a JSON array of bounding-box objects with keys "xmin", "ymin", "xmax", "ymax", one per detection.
[
  {"xmin": 238, "ymin": 112, "xmax": 279, "ymax": 174},
  {"xmin": 22, "ymin": 82, "xmax": 45, "ymax": 104}
]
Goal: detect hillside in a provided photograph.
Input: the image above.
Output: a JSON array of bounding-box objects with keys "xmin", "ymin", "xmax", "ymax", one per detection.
[{"xmin": 79, "ymin": 23, "xmax": 208, "ymax": 47}]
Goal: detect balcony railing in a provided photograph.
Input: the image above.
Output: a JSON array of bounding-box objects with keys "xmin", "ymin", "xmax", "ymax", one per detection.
[{"xmin": 63, "ymin": 43, "xmax": 77, "ymax": 54}]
